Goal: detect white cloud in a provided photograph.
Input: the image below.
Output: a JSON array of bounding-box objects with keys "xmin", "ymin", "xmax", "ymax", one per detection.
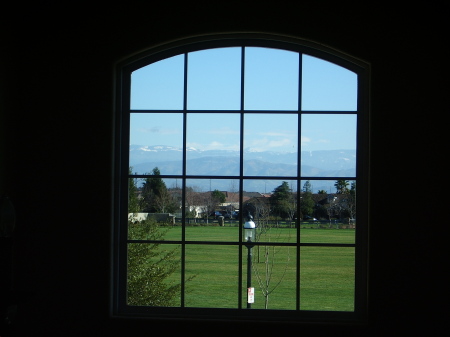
[
  {"xmin": 246, "ymin": 137, "xmax": 295, "ymax": 152},
  {"xmin": 186, "ymin": 141, "xmax": 239, "ymax": 151},
  {"xmin": 138, "ymin": 127, "xmax": 180, "ymax": 136},
  {"xmin": 301, "ymin": 136, "xmax": 311, "ymax": 145},
  {"xmin": 267, "ymin": 138, "xmax": 292, "ymax": 148},
  {"xmin": 207, "ymin": 127, "xmax": 239, "ymax": 136},
  {"xmin": 261, "ymin": 131, "xmax": 288, "ymax": 137}
]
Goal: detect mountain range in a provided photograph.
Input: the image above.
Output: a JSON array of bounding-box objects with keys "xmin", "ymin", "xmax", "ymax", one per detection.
[{"xmin": 129, "ymin": 145, "xmax": 356, "ymax": 193}]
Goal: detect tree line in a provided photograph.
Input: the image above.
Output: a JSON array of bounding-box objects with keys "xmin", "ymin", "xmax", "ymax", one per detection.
[
  {"xmin": 129, "ymin": 166, "xmax": 356, "ymax": 222},
  {"xmin": 241, "ymin": 180, "xmax": 356, "ymax": 225}
]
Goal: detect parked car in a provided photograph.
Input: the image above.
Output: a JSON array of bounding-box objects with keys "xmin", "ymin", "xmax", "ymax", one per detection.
[
  {"xmin": 210, "ymin": 211, "xmax": 223, "ymax": 218},
  {"xmin": 304, "ymin": 216, "xmax": 318, "ymax": 221},
  {"xmin": 224, "ymin": 211, "xmax": 239, "ymax": 219}
]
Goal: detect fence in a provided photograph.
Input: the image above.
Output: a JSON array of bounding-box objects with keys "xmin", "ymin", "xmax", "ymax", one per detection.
[{"xmin": 173, "ymin": 218, "xmax": 355, "ymax": 229}]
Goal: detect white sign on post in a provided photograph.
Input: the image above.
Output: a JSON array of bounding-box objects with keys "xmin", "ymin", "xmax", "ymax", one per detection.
[{"xmin": 247, "ymin": 287, "xmax": 254, "ymax": 304}]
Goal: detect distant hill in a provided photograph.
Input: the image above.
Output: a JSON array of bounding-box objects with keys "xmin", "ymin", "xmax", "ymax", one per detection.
[{"xmin": 129, "ymin": 145, "xmax": 356, "ymax": 193}]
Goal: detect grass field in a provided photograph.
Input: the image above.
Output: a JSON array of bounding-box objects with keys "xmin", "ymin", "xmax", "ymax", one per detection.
[{"xmin": 129, "ymin": 226, "xmax": 355, "ymax": 311}]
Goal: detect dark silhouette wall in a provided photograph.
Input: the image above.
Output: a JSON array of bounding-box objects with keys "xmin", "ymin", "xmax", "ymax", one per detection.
[{"xmin": 0, "ymin": 3, "xmax": 443, "ymax": 337}]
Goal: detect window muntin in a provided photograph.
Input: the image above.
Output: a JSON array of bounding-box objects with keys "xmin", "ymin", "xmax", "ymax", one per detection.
[{"xmin": 115, "ymin": 35, "xmax": 369, "ymax": 323}]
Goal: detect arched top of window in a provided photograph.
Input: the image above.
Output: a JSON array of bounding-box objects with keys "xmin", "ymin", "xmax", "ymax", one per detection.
[{"xmin": 118, "ymin": 33, "xmax": 369, "ymax": 112}]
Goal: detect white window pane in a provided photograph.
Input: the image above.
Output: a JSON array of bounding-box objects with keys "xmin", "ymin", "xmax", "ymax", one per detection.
[
  {"xmin": 187, "ymin": 48, "xmax": 241, "ymax": 110},
  {"xmin": 129, "ymin": 113, "xmax": 183, "ymax": 175},
  {"xmin": 244, "ymin": 47, "xmax": 299, "ymax": 110},
  {"xmin": 131, "ymin": 55, "xmax": 184, "ymax": 110},
  {"xmin": 302, "ymin": 55, "xmax": 357, "ymax": 111}
]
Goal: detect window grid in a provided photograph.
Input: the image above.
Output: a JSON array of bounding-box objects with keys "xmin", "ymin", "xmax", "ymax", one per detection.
[{"xmin": 114, "ymin": 36, "xmax": 369, "ymax": 323}]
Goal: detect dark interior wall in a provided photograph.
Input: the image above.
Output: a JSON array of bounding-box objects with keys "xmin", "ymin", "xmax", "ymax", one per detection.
[{"xmin": 0, "ymin": 4, "xmax": 443, "ymax": 337}]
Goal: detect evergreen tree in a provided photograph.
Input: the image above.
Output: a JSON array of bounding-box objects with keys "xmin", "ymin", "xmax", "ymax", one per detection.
[
  {"xmin": 141, "ymin": 167, "xmax": 177, "ymax": 213},
  {"xmin": 270, "ymin": 181, "xmax": 295, "ymax": 219},
  {"xmin": 127, "ymin": 171, "xmax": 195, "ymax": 305},
  {"xmin": 300, "ymin": 181, "xmax": 315, "ymax": 219},
  {"xmin": 302, "ymin": 180, "xmax": 312, "ymax": 193},
  {"xmin": 334, "ymin": 179, "xmax": 350, "ymax": 194},
  {"xmin": 127, "ymin": 219, "xmax": 186, "ymax": 306},
  {"xmin": 211, "ymin": 189, "xmax": 226, "ymax": 204}
]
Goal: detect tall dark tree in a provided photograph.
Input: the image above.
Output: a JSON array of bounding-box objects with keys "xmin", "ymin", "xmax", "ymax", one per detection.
[
  {"xmin": 300, "ymin": 181, "xmax": 314, "ymax": 219},
  {"xmin": 334, "ymin": 179, "xmax": 350, "ymax": 194},
  {"xmin": 211, "ymin": 189, "xmax": 226, "ymax": 204},
  {"xmin": 303, "ymin": 180, "xmax": 312, "ymax": 193},
  {"xmin": 270, "ymin": 181, "xmax": 295, "ymax": 219},
  {"xmin": 141, "ymin": 167, "xmax": 177, "ymax": 213}
]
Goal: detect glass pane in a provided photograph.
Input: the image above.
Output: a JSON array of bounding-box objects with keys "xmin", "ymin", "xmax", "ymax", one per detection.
[
  {"xmin": 301, "ymin": 114, "xmax": 356, "ymax": 177},
  {"xmin": 130, "ymin": 113, "xmax": 183, "ymax": 175},
  {"xmin": 299, "ymin": 179, "xmax": 356, "ymax": 243},
  {"xmin": 185, "ymin": 245, "xmax": 239, "ymax": 308},
  {"xmin": 128, "ymin": 177, "xmax": 182, "ymax": 240},
  {"xmin": 243, "ymin": 114, "xmax": 298, "ymax": 176},
  {"xmin": 127, "ymin": 243, "xmax": 182, "ymax": 307},
  {"xmin": 300, "ymin": 247, "xmax": 355, "ymax": 311},
  {"xmin": 137, "ymin": 176, "xmax": 181, "ymax": 212},
  {"xmin": 186, "ymin": 113, "xmax": 240, "ymax": 176},
  {"xmin": 185, "ymin": 178, "xmax": 240, "ymax": 241},
  {"xmin": 131, "ymin": 55, "xmax": 184, "ymax": 110},
  {"xmin": 244, "ymin": 47, "xmax": 299, "ymax": 110},
  {"xmin": 243, "ymin": 179, "xmax": 298, "ymax": 244},
  {"xmin": 300, "ymin": 179, "xmax": 343, "ymax": 194},
  {"xmin": 242, "ymin": 245, "xmax": 296, "ymax": 309},
  {"xmin": 301, "ymin": 54, "xmax": 357, "ymax": 111},
  {"xmin": 187, "ymin": 47, "xmax": 241, "ymax": 110}
]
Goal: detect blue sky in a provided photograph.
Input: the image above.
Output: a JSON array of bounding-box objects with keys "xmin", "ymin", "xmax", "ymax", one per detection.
[{"xmin": 130, "ymin": 47, "xmax": 357, "ymax": 153}]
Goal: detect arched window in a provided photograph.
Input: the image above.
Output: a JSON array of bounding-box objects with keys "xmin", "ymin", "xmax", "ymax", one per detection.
[{"xmin": 113, "ymin": 33, "xmax": 370, "ymax": 323}]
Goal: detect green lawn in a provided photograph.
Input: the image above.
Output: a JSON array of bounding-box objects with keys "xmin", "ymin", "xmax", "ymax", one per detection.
[
  {"xmin": 161, "ymin": 225, "xmax": 355, "ymax": 244},
  {"xmin": 130, "ymin": 226, "xmax": 355, "ymax": 311}
]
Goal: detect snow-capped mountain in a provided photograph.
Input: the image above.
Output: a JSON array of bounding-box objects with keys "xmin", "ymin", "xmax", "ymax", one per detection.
[{"xmin": 128, "ymin": 145, "xmax": 356, "ymax": 193}]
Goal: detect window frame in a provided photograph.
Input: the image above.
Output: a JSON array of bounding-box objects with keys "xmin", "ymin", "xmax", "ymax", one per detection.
[{"xmin": 112, "ymin": 33, "xmax": 370, "ymax": 324}]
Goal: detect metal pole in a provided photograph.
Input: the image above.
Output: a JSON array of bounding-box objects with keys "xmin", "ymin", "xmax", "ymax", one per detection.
[{"xmin": 247, "ymin": 243, "xmax": 252, "ymax": 309}]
